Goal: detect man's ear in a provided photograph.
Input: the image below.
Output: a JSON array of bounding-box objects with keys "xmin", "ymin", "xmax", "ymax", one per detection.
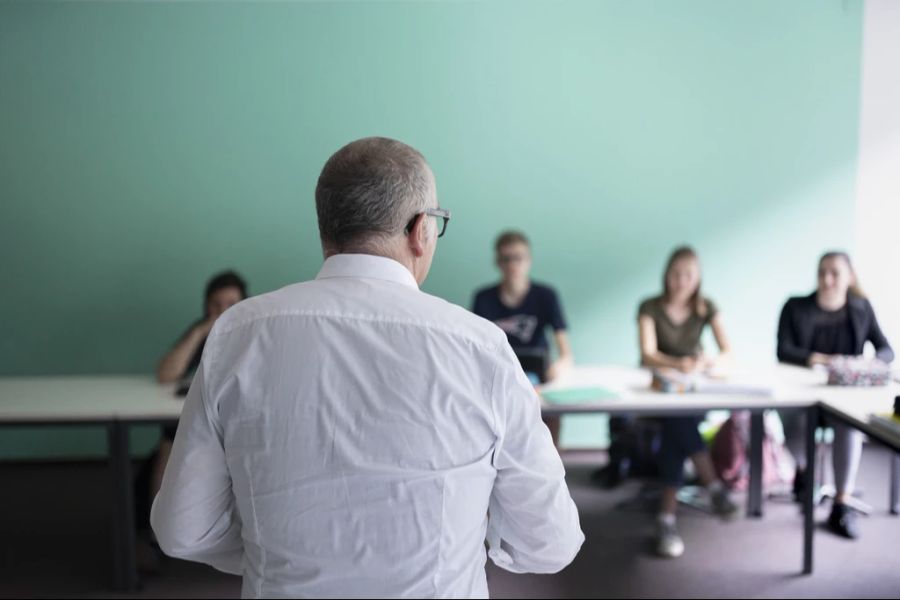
[{"xmin": 407, "ymin": 213, "xmax": 428, "ymax": 258}]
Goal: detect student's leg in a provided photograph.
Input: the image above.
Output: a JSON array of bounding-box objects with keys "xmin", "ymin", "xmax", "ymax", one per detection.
[
  {"xmin": 660, "ymin": 417, "xmax": 709, "ymax": 481},
  {"xmin": 825, "ymin": 419, "xmax": 863, "ymax": 539},
  {"xmin": 599, "ymin": 414, "xmax": 636, "ymax": 488},
  {"xmin": 656, "ymin": 418, "xmax": 687, "ymax": 557},
  {"xmin": 778, "ymin": 408, "xmax": 807, "ymax": 469},
  {"xmin": 660, "ymin": 486, "xmax": 678, "ymax": 515},
  {"xmin": 658, "ymin": 417, "xmax": 693, "ymax": 509},
  {"xmin": 832, "ymin": 422, "xmax": 863, "ymax": 502},
  {"xmin": 778, "ymin": 408, "xmax": 810, "ymax": 500},
  {"xmin": 689, "ymin": 451, "xmax": 718, "ymax": 487},
  {"xmin": 661, "ymin": 417, "xmax": 739, "ymax": 517}
]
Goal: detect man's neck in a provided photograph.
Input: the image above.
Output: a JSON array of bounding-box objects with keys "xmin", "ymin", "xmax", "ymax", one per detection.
[
  {"xmin": 501, "ymin": 277, "xmax": 530, "ymax": 298},
  {"xmin": 816, "ymin": 292, "xmax": 847, "ymax": 312},
  {"xmin": 325, "ymin": 244, "xmax": 419, "ymax": 280}
]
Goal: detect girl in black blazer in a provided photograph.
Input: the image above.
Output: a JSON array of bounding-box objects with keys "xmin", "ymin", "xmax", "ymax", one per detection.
[{"xmin": 777, "ymin": 252, "xmax": 893, "ymax": 540}]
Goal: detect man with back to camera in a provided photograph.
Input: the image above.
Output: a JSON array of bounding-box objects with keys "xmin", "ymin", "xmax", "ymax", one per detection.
[{"xmin": 151, "ymin": 137, "xmax": 584, "ymax": 598}]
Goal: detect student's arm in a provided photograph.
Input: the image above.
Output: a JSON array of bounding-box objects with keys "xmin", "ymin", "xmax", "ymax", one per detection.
[
  {"xmin": 706, "ymin": 313, "xmax": 733, "ymax": 371},
  {"xmin": 150, "ymin": 355, "xmax": 243, "ymax": 574},
  {"xmin": 865, "ymin": 301, "xmax": 895, "ymax": 363},
  {"xmin": 156, "ymin": 319, "xmax": 212, "ymax": 383},
  {"xmin": 776, "ymin": 301, "xmax": 819, "ymax": 367},
  {"xmin": 547, "ymin": 330, "xmax": 573, "ymax": 381},
  {"xmin": 487, "ymin": 343, "xmax": 584, "ymax": 574},
  {"xmin": 638, "ymin": 315, "xmax": 699, "ymax": 372},
  {"xmin": 546, "ymin": 288, "xmax": 573, "ymax": 380}
]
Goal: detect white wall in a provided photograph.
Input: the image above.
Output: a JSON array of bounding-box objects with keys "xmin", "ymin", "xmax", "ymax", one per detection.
[{"xmin": 854, "ymin": 0, "xmax": 900, "ymax": 354}]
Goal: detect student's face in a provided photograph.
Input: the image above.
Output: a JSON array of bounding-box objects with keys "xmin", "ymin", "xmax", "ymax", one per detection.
[
  {"xmin": 666, "ymin": 257, "xmax": 700, "ymax": 302},
  {"xmin": 496, "ymin": 242, "xmax": 531, "ymax": 281},
  {"xmin": 206, "ymin": 286, "xmax": 243, "ymax": 320},
  {"xmin": 818, "ymin": 256, "xmax": 853, "ymax": 300}
]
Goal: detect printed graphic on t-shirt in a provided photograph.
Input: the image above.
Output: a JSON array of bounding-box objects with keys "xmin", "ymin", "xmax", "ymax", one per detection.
[{"xmin": 494, "ymin": 315, "xmax": 538, "ymax": 344}]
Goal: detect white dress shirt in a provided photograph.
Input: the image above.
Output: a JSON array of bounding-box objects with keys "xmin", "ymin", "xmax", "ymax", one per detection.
[{"xmin": 151, "ymin": 254, "xmax": 584, "ymax": 599}]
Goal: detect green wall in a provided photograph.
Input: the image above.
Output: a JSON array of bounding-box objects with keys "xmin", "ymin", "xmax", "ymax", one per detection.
[{"xmin": 0, "ymin": 0, "xmax": 863, "ymax": 459}]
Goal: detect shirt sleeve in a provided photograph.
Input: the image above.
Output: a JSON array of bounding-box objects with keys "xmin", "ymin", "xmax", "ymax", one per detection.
[
  {"xmin": 865, "ymin": 300, "xmax": 895, "ymax": 363},
  {"xmin": 486, "ymin": 342, "xmax": 584, "ymax": 574},
  {"xmin": 776, "ymin": 300, "xmax": 812, "ymax": 366},
  {"xmin": 704, "ymin": 298, "xmax": 719, "ymax": 323},
  {"xmin": 637, "ymin": 297, "xmax": 655, "ymax": 320},
  {"xmin": 150, "ymin": 349, "xmax": 243, "ymax": 575},
  {"xmin": 546, "ymin": 287, "xmax": 568, "ymax": 332}
]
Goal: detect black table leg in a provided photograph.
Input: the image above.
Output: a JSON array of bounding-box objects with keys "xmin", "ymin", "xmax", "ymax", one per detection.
[
  {"xmin": 108, "ymin": 421, "xmax": 139, "ymax": 592},
  {"xmin": 803, "ymin": 404, "xmax": 817, "ymax": 575},
  {"xmin": 747, "ymin": 410, "xmax": 764, "ymax": 518}
]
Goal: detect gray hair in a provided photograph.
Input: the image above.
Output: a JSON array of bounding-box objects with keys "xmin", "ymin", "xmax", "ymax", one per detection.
[{"xmin": 315, "ymin": 137, "xmax": 435, "ymax": 255}]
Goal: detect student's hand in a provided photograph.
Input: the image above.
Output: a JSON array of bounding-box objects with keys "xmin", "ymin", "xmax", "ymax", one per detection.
[
  {"xmin": 546, "ymin": 360, "xmax": 572, "ymax": 383},
  {"xmin": 807, "ymin": 353, "xmax": 833, "ymax": 368},
  {"xmin": 693, "ymin": 353, "xmax": 709, "ymax": 372},
  {"xmin": 677, "ymin": 356, "xmax": 700, "ymax": 373},
  {"xmin": 194, "ymin": 317, "xmax": 216, "ymax": 338}
]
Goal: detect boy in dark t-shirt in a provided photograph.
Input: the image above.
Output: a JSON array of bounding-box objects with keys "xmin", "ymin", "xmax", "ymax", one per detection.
[{"xmin": 472, "ymin": 231, "xmax": 573, "ymax": 445}]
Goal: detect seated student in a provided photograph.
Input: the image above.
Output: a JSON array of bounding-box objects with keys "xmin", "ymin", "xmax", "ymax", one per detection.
[
  {"xmin": 638, "ymin": 246, "xmax": 738, "ymax": 558},
  {"xmin": 472, "ymin": 231, "xmax": 573, "ymax": 444},
  {"xmin": 136, "ymin": 271, "xmax": 248, "ymax": 551},
  {"xmin": 777, "ymin": 251, "xmax": 893, "ymax": 539}
]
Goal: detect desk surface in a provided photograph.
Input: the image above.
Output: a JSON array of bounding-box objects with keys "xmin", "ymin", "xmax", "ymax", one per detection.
[
  {"xmin": 0, "ymin": 376, "xmax": 181, "ymax": 423},
  {"xmin": 538, "ymin": 364, "xmax": 900, "ymax": 417},
  {"xmin": 818, "ymin": 392, "xmax": 900, "ymax": 451},
  {"xmin": 1, "ymin": 366, "xmax": 897, "ymax": 427}
]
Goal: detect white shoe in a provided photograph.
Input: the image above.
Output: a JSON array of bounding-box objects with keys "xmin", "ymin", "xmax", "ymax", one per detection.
[{"xmin": 656, "ymin": 521, "xmax": 685, "ymax": 558}]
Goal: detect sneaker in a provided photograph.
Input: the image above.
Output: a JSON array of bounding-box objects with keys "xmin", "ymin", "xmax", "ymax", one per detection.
[
  {"xmin": 711, "ymin": 488, "xmax": 741, "ymax": 521},
  {"xmin": 655, "ymin": 520, "xmax": 685, "ymax": 558},
  {"xmin": 827, "ymin": 503, "xmax": 860, "ymax": 539}
]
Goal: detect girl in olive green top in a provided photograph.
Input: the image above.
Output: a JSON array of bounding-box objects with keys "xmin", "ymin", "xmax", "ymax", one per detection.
[{"xmin": 638, "ymin": 246, "xmax": 737, "ymax": 559}]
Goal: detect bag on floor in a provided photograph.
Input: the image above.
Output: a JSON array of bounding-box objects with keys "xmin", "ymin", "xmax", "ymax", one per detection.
[{"xmin": 711, "ymin": 412, "xmax": 787, "ymax": 491}]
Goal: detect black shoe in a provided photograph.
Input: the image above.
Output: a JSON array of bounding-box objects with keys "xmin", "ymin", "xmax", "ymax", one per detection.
[
  {"xmin": 792, "ymin": 468, "xmax": 807, "ymax": 503},
  {"xmin": 827, "ymin": 503, "xmax": 860, "ymax": 539}
]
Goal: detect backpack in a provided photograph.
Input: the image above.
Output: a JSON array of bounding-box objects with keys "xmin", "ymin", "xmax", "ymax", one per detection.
[{"xmin": 711, "ymin": 411, "xmax": 789, "ymax": 491}]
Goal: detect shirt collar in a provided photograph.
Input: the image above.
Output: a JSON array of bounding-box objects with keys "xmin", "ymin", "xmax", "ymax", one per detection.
[{"xmin": 316, "ymin": 254, "xmax": 419, "ymax": 290}]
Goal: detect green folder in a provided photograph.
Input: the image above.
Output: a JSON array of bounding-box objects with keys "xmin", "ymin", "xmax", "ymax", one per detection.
[{"xmin": 541, "ymin": 386, "xmax": 619, "ymax": 405}]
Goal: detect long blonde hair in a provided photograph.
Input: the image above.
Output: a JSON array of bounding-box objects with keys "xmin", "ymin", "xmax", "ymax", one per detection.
[{"xmin": 662, "ymin": 245, "xmax": 707, "ymax": 317}]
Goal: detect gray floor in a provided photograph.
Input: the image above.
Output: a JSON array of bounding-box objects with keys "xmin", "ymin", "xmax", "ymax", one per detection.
[{"xmin": 1, "ymin": 447, "xmax": 898, "ymax": 598}]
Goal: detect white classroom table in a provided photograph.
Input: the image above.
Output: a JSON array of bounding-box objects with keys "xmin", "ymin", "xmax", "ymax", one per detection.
[
  {"xmin": 0, "ymin": 376, "xmax": 180, "ymax": 591},
  {"xmin": 539, "ymin": 364, "xmax": 900, "ymax": 575},
  {"xmin": 816, "ymin": 387, "xmax": 900, "ymax": 515},
  {"xmin": 1, "ymin": 367, "xmax": 897, "ymax": 589}
]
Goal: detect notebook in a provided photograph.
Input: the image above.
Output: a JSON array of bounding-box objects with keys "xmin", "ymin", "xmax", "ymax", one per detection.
[{"xmin": 541, "ymin": 386, "xmax": 619, "ymax": 405}]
